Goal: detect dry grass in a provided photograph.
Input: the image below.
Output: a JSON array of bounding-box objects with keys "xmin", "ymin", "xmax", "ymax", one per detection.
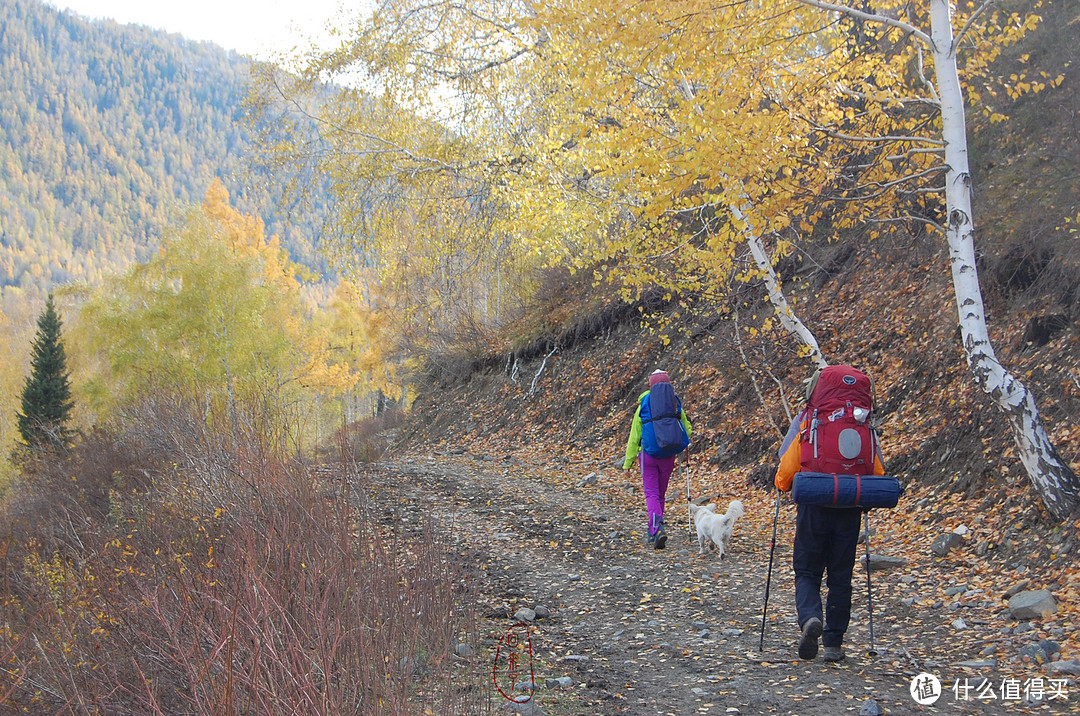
[{"xmin": 0, "ymin": 398, "xmax": 486, "ymax": 715}]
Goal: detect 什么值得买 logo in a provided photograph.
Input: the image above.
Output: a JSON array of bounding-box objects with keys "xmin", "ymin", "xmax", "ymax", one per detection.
[{"xmin": 910, "ymin": 673, "xmax": 942, "ymax": 705}]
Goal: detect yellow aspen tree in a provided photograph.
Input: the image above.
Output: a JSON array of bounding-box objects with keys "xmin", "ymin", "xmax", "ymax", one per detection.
[{"xmin": 76, "ymin": 183, "xmax": 350, "ymax": 441}]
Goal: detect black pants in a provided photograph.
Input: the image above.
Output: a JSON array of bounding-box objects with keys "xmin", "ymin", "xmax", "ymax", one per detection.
[{"xmin": 793, "ymin": 504, "xmax": 862, "ymax": 648}]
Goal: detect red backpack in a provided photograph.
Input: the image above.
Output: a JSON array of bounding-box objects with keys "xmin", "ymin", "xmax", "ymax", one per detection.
[{"xmin": 800, "ymin": 365, "xmax": 877, "ymax": 475}]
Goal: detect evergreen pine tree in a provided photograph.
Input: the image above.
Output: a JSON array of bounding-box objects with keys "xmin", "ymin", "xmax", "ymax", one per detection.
[{"xmin": 17, "ymin": 294, "xmax": 74, "ymax": 448}]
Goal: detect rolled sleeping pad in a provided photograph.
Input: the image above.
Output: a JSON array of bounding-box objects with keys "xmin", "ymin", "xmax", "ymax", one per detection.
[{"xmin": 791, "ymin": 472, "xmax": 901, "ymax": 509}]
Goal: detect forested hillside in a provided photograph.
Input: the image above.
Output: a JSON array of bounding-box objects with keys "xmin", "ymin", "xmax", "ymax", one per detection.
[{"xmin": 0, "ymin": 0, "xmax": 323, "ymax": 310}]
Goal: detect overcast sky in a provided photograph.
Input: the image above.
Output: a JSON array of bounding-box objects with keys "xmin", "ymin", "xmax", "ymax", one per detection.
[{"xmin": 47, "ymin": 0, "xmax": 360, "ymax": 59}]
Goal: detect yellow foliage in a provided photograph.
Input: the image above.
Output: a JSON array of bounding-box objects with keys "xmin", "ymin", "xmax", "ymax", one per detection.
[{"xmin": 248, "ymin": 0, "xmax": 1044, "ymax": 363}]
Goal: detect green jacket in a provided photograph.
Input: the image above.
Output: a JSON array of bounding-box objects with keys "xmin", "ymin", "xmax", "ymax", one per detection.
[{"xmin": 622, "ymin": 390, "xmax": 693, "ymax": 469}]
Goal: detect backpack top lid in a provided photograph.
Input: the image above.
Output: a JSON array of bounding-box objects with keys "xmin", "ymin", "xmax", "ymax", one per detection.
[
  {"xmin": 806, "ymin": 365, "xmax": 873, "ymax": 412},
  {"xmin": 643, "ymin": 380, "xmax": 679, "ymax": 420}
]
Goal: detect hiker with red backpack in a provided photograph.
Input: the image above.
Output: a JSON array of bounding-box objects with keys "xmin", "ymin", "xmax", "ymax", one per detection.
[
  {"xmin": 622, "ymin": 370, "xmax": 692, "ymax": 550},
  {"xmin": 774, "ymin": 365, "xmax": 886, "ymax": 662}
]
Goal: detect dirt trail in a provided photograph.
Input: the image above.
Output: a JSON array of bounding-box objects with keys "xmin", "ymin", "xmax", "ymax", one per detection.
[{"xmin": 365, "ymin": 454, "xmax": 1066, "ymax": 716}]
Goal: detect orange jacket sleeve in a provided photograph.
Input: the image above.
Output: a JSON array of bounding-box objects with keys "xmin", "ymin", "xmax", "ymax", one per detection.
[
  {"xmin": 775, "ymin": 433, "xmax": 803, "ymax": 492},
  {"xmin": 774, "ymin": 414, "xmax": 806, "ymax": 492}
]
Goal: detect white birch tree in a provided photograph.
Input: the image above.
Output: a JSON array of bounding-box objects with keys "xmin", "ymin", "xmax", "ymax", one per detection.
[{"xmin": 797, "ymin": 0, "xmax": 1079, "ymax": 519}]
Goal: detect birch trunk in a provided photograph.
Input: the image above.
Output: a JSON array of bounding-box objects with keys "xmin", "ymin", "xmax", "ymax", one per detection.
[
  {"xmin": 676, "ymin": 80, "xmax": 828, "ymax": 372},
  {"xmin": 930, "ymin": 0, "xmax": 1078, "ymax": 519},
  {"xmin": 734, "ymin": 205, "xmax": 829, "ymax": 369}
]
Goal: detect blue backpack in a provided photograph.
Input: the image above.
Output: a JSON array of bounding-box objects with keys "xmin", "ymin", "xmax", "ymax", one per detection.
[{"xmin": 640, "ymin": 382, "xmax": 689, "ymax": 458}]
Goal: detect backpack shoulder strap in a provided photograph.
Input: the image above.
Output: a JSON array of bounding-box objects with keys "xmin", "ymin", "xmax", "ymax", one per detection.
[{"xmin": 803, "ymin": 367, "xmax": 824, "ymax": 405}]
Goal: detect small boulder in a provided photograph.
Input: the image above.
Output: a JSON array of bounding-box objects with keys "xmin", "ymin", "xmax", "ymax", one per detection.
[
  {"xmin": 500, "ymin": 698, "xmax": 547, "ymax": 716},
  {"xmin": 956, "ymin": 659, "xmax": 996, "ymax": 668},
  {"xmin": 1020, "ymin": 644, "xmax": 1049, "ymax": 665},
  {"xmin": 1008, "ymin": 590, "xmax": 1056, "ymax": 620},
  {"xmin": 1038, "ymin": 640, "xmax": 1062, "ymax": 661},
  {"xmin": 1047, "ymin": 659, "xmax": 1080, "ymax": 676},
  {"xmin": 1003, "ymin": 579, "xmax": 1031, "ymax": 598},
  {"xmin": 862, "ymin": 554, "xmax": 907, "ymax": 571},
  {"xmin": 514, "ymin": 608, "xmax": 537, "ymax": 623},
  {"xmin": 1019, "ymin": 640, "xmax": 1061, "ymax": 665},
  {"xmin": 576, "ymin": 472, "xmax": 598, "ymax": 487},
  {"xmin": 931, "ymin": 533, "xmax": 964, "ymax": 557},
  {"xmin": 859, "ymin": 698, "xmax": 885, "ymax": 716}
]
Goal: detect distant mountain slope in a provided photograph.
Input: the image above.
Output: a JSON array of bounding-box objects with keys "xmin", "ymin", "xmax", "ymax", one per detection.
[{"xmin": 0, "ymin": 0, "xmax": 324, "ymax": 304}]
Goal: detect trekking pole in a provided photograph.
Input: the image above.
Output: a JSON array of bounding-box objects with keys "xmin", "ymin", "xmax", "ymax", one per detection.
[
  {"xmin": 759, "ymin": 488, "xmax": 782, "ymax": 651},
  {"xmin": 863, "ymin": 510, "xmax": 878, "ymax": 657},
  {"xmin": 684, "ymin": 448, "xmax": 692, "ymax": 536}
]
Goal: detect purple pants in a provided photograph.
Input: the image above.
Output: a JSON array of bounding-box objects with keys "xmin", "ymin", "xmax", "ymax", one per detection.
[{"xmin": 640, "ymin": 452, "xmax": 677, "ymax": 535}]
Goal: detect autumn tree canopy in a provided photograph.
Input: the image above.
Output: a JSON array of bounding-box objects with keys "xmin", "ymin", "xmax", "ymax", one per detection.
[
  {"xmin": 254, "ymin": 0, "xmax": 1076, "ymax": 518},
  {"xmin": 75, "ymin": 180, "xmax": 357, "ymax": 443}
]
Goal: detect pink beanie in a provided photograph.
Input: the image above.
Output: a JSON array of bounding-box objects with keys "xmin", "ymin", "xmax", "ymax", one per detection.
[{"xmin": 649, "ymin": 369, "xmax": 670, "ymax": 387}]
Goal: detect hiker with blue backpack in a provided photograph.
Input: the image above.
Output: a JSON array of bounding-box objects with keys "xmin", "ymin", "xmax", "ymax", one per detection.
[{"xmin": 622, "ymin": 370, "xmax": 692, "ymax": 550}]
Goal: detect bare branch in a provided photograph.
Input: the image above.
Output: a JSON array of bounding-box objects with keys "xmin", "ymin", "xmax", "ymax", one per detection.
[
  {"xmin": 732, "ymin": 305, "xmax": 783, "ymax": 438},
  {"xmin": 432, "ymin": 44, "xmax": 533, "ymax": 82},
  {"xmin": 526, "ymin": 346, "xmax": 558, "ymax": 398},
  {"xmin": 795, "ymin": 0, "xmax": 933, "ymax": 47},
  {"xmin": 837, "ymin": 84, "xmax": 940, "ymax": 109},
  {"xmin": 867, "ymin": 214, "xmax": 946, "ymax": 233},
  {"xmin": 831, "ymin": 166, "xmax": 947, "ymax": 201},
  {"xmin": 915, "ymin": 43, "xmax": 940, "ymax": 102},
  {"xmin": 886, "ymin": 147, "xmax": 946, "ymax": 160},
  {"xmin": 762, "ymin": 362, "xmax": 794, "ymax": 424},
  {"xmin": 816, "ymin": 128, "xmax": 946, "ymax": 146},
  {"xmin": 955, "ymin": 0, "xmax": 997, "ymax": 50}
]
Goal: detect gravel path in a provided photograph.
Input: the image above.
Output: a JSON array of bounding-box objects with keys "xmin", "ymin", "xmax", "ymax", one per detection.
[{"xmin": 363, "ymin": 454, "xmax": 1067, "ymax": 715}]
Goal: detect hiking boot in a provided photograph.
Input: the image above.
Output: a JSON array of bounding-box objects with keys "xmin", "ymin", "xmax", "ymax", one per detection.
[
  {"xmin": 654, "ymin": 521, "xmax": 667, "ymax": 550},
  {"xmin": 822, "ymin": 646, "xmax": 845, "ymax": 662},
  {"xmin": 798, "ymin": 617, "xmax": 822, "ymax": 660}
]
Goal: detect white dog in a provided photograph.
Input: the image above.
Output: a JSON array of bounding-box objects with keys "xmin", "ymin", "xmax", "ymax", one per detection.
[{"xmin": 688, "ymin": 500, "xmax": 745, "ymax": 558}]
